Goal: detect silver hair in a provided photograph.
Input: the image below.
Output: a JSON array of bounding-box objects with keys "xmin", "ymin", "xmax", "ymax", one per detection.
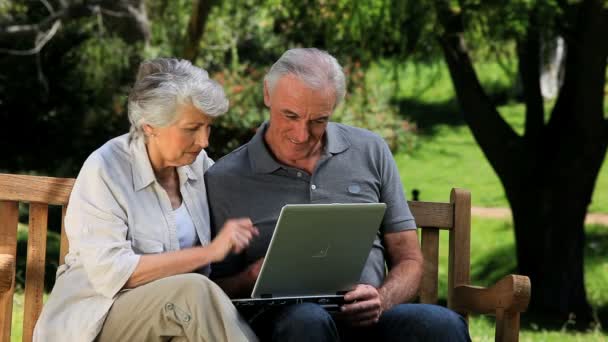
[
  {"xmin": 264, "ymin": 48, "xmax": 346, "ymax": 106},
  {"xmin": 128, "ymin": 58, "xmax": 229, "ymax": 140}
]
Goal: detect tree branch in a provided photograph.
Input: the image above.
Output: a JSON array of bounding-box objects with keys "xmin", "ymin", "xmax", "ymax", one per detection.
[
  {"xmin": 0, "ymin": 0, "xmax": 150, "ymax": 51},
  {"xmin": 433, "ymin": 0, "xmax": 521, "ymax": 176},
  {"xmin": 549, "ymin": 0, "xmax": 608, "ymax": 134},
  {"xmin": 516, "ymin": 8, "xmax": 544, "ymax": 140},
  {"xmin": 183, "ymin": 0, "xmax": 217, "ymax": 61},
  {"xmin": 0, "ymin": 21, "xmax": 61, "ymax": 56}
]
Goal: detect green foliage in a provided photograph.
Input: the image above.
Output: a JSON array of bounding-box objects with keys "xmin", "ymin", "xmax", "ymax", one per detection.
[{"xmin": 333, "ymin": 61, "xmax": 418, "ymax": 152}]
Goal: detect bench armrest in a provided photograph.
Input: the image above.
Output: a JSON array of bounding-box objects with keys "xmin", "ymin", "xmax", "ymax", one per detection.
[
  {"xmin": 0, "ymin": 254, "xmax": 15, "ymax": 294},
  {"xmin": 452, "ymin": 274, "xmax": 531, "ymax": 315},
  {"xmin": 452, "ymin": 274, "xmax": 530, "ymax": 342}
]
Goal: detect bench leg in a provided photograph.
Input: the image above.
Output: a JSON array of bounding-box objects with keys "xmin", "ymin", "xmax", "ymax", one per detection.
[{"xmin": 495, "ymin": 308, "xmax": 520, "ymax": 342}]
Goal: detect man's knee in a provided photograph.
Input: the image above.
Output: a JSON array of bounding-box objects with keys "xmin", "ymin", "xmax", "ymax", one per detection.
[
  {"xmin": 378, "ymin": 304, "xmax": 470, "ymax": 341},
  {"xmin": 272, "ymin": 303, "xmax": 337, "ymax": 341}
]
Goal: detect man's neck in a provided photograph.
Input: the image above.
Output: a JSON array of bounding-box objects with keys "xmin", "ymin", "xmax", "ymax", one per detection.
[{"xmin": 264, "ymin": 133, "xmax": 324, "ymax": 175}]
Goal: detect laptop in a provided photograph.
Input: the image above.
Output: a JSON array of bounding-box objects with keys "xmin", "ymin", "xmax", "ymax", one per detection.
[{"xmin": 231, "ymin": 203, "xmax": 386, "ymax": 312}]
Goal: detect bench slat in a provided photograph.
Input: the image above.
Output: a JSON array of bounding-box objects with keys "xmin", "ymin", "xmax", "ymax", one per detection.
[
  {"xmin": 420, "ymin": 228, "xmax": 440, "ymax": 304},
  {"xmin": 409, "ymin": 201, "xmax": 453, "ymax": 229},
  {"xmin": 23, "ymin": 204, "xmax": 48, "ymax": 342},
  {"xmin": 448, "ymin": 189, "xmax": 471, "ymax": 316},
  {"xmin": 60, "ymin": 205, "xmax": 69, "ymax": 265},
  {"xmin": 0, "ymin": 201, "xmax": 19, "ymax": 342},
  {"xmin": 0, "ymin": 174, "xmax": 74, "ymax": 206}
]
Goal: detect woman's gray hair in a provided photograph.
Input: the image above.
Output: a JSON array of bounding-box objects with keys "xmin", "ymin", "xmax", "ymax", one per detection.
[
  {"xmin": 264, "ymin": 48, "xmax": 346, "ymax": 107},
  {"xmin": 128, "ymin": 58, "xmax": 229, "ymax": 140}
]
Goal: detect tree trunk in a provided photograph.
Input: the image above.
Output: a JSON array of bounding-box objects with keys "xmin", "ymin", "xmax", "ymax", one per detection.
[
  {"xmin": 433, "ymin": 0, "xmax": 608, "ymax": 324},
  {"xmin": 183, "ymin": 0, "xmax": 216, "ymax": 62}
]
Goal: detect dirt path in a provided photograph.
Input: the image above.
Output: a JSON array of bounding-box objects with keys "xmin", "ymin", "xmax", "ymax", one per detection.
[{"xmin": 472, "ymin": 207, "xmax": 608, "ymax": 226}]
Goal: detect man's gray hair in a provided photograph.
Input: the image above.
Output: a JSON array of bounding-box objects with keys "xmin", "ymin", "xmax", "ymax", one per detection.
[
  {"xmin": 264, "ymin": 48, "xmax": 346, "ymax": 106},
  {"xmin": 128, "ymin": 58, "xmax": 229, "ymax": 140}
]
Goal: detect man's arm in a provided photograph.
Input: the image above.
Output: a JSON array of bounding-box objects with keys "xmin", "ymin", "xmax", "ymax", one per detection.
[
  {"xmin": 378, "ymin": 229, "xmax": 423, "ymax": 308},
  {"xmin": 213, "ymin": 258, "xmax": 264, "ymax": 298},
  {"xmin": 341, "ymin": 229, "xmax": 423, "ymax": 326}
]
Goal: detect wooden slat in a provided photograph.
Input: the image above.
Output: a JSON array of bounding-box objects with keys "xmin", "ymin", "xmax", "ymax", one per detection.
[
  {"xmin": 0, "ymin": 201, "xmax": 19, "ymax": 342},
  {"xmin": 420, "ymin": 228, "xmax": 439, "ymax": 304},
  {"xmin": 448, "ymin": 188, "xmax": 471, "ymax": 316},
  {"xmin": 0, "ymin": 255, "xmax": 14, "ymax": 294},
  {"xmin": 59, "ymin": 205, "xmax": 69, "ymax": 265},
  {"xmin": 0, "ymin": 174, "xmax": 74, "ymax": 206},
  {"xmin": 408, "ymin": 201, "xmax": 454, "ymax": 229},
  {"xmin": 23, "ymin": 204, "xmax": 48, "ymax": 342}
]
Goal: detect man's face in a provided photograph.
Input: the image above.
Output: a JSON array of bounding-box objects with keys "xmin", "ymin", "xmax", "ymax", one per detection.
[{"xmin": 263, "ymin": 74, "xmax": 336, "ymax": 164}]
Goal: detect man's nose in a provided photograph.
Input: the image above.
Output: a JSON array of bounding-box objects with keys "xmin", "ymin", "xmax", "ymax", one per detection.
[{"xmin": 292, "ymin": 122, "xmax": 310, "ymax": 143}]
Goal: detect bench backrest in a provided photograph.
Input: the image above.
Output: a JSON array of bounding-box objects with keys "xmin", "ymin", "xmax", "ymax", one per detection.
[{"xmin": 0, "ymin": 173, "xmax": 471, "ymax": 342}]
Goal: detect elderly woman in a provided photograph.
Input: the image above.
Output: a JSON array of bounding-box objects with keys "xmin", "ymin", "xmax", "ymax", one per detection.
[{"xmin": 33, "ymin": 58, "xmax": 258, "ymax": 342}]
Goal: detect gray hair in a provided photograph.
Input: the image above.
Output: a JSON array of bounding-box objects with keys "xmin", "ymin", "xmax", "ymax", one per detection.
[
  {"xmin": 128, "ymin": 58, "xmax": 229, "ymax": 140},
  {"xmin": 264, "ymin": 48, "xmax": 346, "ymax": 107}
]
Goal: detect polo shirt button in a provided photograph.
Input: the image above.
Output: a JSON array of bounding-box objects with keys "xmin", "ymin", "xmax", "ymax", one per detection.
[
  {"xmin": 311, "ymin": 184, "xmax": 317, "ymax": 190},
  {"xmin": 297, "ymin": 172, "xmax": 302, "ymax": 177}
]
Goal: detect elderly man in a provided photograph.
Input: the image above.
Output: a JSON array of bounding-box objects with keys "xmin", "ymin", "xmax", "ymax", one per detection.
[{"xmin": 206, "ymin": 48, "xmax": 470, "ymax": 341}]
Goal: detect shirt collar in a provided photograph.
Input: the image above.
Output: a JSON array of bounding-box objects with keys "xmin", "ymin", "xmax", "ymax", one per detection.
[
  {"xmin": 247, "ymin": 121, "xmax": 351, "ymax": 174},
  {"xmin": 130, "ymin": 136, "xmax": 198, "ymax": 191}
]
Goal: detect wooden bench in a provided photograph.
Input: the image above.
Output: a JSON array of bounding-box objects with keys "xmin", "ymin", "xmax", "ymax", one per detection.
[{"xmin": 0, "ymin": 173, "xmax": 531, "ymax": 342}]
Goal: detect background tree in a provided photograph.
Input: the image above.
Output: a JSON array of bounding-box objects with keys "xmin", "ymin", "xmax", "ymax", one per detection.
[{"xmin": 431, "ymin": 0, "xmax": 608, "ymax": 324}]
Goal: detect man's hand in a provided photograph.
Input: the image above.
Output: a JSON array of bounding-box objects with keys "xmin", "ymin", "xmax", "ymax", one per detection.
[
  {"xmin": 339, "ymin": 284, "xmax": 384, "ymax": 327},
  {"xmin": 208, "ymin": 218, "xmax": 259, "ymax": 262},
  {"xmin": 243, "ymin": 257, "xmax": 264, "ymax": 285}
]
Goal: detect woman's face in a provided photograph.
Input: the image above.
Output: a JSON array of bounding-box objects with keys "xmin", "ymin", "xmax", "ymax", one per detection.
[{"xmin": 145, "ymin": 103, "xmax": 213, "ymax": 170}]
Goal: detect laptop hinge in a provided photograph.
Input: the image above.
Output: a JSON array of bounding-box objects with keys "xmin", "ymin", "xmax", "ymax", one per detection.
[
  {"xmin": 261, "ymin": 294, "xmax": 273, "ymax": 298},
  {"xmin": 336, "ymin": 291, "xmax": 347, "ymax": 296}
]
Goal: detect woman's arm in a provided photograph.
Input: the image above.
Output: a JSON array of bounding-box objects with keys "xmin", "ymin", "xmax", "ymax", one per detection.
[{"xmin": 124, "ymin": 218, "xmax": 258, "ymax": 289}]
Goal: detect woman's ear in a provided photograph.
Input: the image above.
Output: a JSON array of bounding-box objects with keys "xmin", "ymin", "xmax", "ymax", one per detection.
[{"xmin": 142, "ymin": 124, "xmax": 156, "ymax": 137}]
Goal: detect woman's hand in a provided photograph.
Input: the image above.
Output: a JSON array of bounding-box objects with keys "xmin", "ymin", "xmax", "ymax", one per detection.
[{"xmin": 209, "ymin": 218, "xmax": 259, "ymax": 262}]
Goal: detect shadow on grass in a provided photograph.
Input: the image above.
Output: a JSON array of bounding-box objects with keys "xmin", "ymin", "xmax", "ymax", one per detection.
[
  {"xmin": 470, "ymin": 244, "xmax": 518, "ymax": 288},
  {"xmin": 392, "ymin": 80, "xmax": 521, "ymax": 137},
  {"xmin": 519, "ymin": 306, "xmax": 607, "ymax": 334},
  {"xmin": 393, "ymin": 97, "xmax": 464, "ymax": 136}
]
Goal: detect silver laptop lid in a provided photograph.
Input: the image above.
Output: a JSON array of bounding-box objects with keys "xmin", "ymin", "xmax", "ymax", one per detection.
[{"xmin": 251, "ymin": 203, "xmax": 386, "ymax": 298}]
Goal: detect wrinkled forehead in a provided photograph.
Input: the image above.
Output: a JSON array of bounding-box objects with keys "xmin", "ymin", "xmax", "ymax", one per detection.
[{"xmin": 272, "ymin": 74, "xmax": 337, "ymax": 108}]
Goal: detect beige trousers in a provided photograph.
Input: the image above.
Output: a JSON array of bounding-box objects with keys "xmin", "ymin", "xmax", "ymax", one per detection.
[{"xmin": 97, "ymin": 273, "xmax": 258, "ymax": 342}]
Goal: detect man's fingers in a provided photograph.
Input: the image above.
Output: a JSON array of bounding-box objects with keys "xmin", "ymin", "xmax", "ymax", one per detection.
[
  {"xmin": 341, "ymin": 300, "xmax": 380, "ymax": 314},
  {"xmin": 344, "ymin": 285, "xmax": 378, "ymax": 302}
]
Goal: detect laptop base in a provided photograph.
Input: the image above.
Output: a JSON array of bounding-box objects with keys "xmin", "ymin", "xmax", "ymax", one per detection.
[{"xmin": 232, "ymin": 295, "xmax": 346, "ymax": 313}]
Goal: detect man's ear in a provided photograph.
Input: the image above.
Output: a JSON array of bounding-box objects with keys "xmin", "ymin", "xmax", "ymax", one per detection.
[{"xmin": 263, "ymin": 80, "xmax": 271, "ymax": 108}]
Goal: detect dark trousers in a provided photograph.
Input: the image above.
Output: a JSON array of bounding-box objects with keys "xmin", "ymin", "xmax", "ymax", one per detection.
[{"xmin": 243, "ymin": 302, "xmax": 472, "ymax": 342}]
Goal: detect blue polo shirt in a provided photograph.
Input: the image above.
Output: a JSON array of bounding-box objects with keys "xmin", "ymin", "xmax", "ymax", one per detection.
[{"xmin": 205, "ymin": 122, "xmax": 417, "ymax": 287}]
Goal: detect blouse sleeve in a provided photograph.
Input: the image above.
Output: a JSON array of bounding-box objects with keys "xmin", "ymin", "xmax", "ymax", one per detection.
[{"xmin": 65, "ymin": 154, "xmax": 140, "ymax": 299}]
